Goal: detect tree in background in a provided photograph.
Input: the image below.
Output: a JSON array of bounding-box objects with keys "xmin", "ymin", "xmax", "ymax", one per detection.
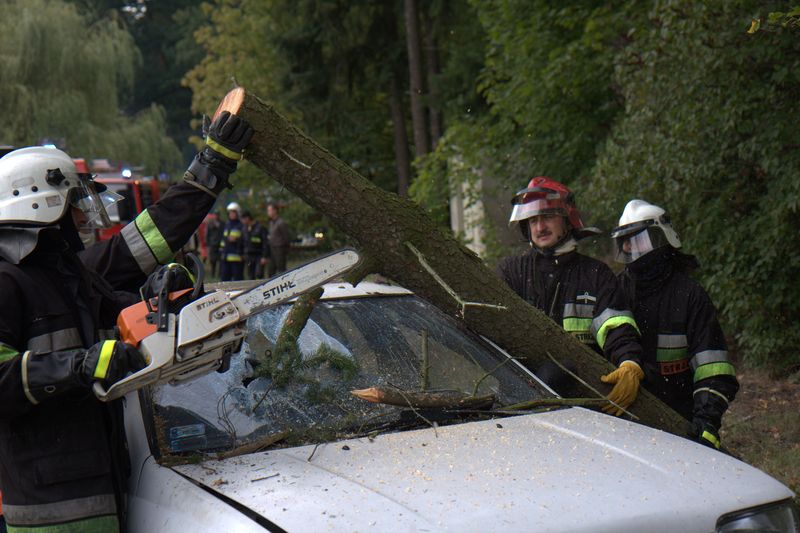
[
  {"xmin": 586, "ymin": 1, "xmax": 800, "ymax": 373},
  {"xmin": 0, "ymin": 0, "xmax": 181, "ymax": 173},
  {"xmin": 126, "ymin": 0, "xmax": 207, "ymax": 163},
  {"xmin": 419, "ymin": 0, "xmax": 799, "ymax": 373}
]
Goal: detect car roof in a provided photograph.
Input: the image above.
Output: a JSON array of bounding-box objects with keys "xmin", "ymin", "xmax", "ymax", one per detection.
[{"xmin": 318, "ymin": 281, "xmax": 412, "ymax": 299}]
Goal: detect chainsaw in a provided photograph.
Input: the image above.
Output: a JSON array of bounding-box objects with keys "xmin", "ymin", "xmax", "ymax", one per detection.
[{"xmin": 93, "ymin": 248, "xmax": 361, "ymax": 401}]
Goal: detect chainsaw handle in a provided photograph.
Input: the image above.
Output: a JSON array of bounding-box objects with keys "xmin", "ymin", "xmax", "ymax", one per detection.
[{"xmin": 186, "ymin": 252, "xmax": 205, "ymax": 301}]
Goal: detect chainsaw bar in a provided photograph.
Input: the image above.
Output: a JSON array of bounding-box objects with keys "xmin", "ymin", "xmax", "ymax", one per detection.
[{"xmin": 94, "ymin": 248, "xmax": 361, "ymax": 401}]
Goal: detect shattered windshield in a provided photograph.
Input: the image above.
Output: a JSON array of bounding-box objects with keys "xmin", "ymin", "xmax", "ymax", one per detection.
[{"xmin": 146, "ymin": 294, "xmax": 550, "ymax": 462}]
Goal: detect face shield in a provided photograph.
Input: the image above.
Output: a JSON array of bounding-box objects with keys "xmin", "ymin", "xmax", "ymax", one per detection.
[
  {"xmin": 509, "ymin": 188, "xmax": 569, "ymax": 225},
  {"xmin": 68, "ymin": 174, "xmax": 123, "ymax": 232},
  {"xmin": 612, "ymin": 223, "xmax": 671, "ymax": 264}
]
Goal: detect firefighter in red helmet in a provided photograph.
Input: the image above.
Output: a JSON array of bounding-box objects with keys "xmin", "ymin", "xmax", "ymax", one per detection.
[{"xmin": 497, "ymin": 177, "xmax": 644, "ymax": 415}]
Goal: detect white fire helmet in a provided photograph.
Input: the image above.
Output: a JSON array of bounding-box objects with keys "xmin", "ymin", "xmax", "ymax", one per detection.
[
  {"xmin": 610, "ymin": 199, "xmax": 682, "ymax": 263},
  {"xmin": 0, "ymin": 146, "xmax": 122, "ymax": 230},
  {"xmin": 226, "ymin": 202, "xmax": 241, "ymax": 213}
]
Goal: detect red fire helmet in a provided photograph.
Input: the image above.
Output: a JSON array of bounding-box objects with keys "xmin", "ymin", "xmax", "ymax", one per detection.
[{"xmin": 508, "ymin": 176, "xmax": 600, "ymax": 239}]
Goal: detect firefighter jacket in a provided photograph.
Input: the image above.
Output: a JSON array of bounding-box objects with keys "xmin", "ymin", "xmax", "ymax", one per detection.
[
  {"xmin": 496, "ymin": 249, "xmax": 642, "ymax": 366},
  {"xmin": 204, "ymin": 217, "xmax": 223, "ymax": 260},
  {"xmin": 220, "ymin": 219, "xmax": 245, "ymax": 263},
  {"xmin": 0, "ymin": 180, "xmax": 215, "ymax": 530},
  {"xmin": 243, "ymin": 221, "xmax": 269, "ymax": 260},
  {"xmin": 619, "ymin": 252, "xmax": 739, "ymax": 422}
]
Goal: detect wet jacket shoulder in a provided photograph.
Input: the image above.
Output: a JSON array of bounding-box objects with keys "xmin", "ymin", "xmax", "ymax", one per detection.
[{"xmin": 496, "ymin": 249, "xmax": 641, "ymax": 366}]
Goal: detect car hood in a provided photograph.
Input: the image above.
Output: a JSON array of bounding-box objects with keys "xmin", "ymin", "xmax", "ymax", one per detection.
[{"xmin": 174, "ymin": 408, "xmax": 793, "ymax": 532}]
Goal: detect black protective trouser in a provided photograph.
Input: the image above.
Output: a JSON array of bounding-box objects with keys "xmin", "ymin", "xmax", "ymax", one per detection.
[
  {"xmin": 268, "ymin": 245, "xmax": 289, "ymax": 277},
  {"xmin": 220, "ymin": 261, "xmax": 244, "ymax": 282}
]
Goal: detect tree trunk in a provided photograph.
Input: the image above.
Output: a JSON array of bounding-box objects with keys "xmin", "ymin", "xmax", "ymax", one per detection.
[
  {"xmin": 421, "ymin": 8, "xmax": 443, "ymax": 147},
  {"xmin": 403, "ymin": 0, "xmax": 430, "ymax": 158},
  {"xmin": 389, "ymin": 74, "xmax": 412, "ymax": 197},
  {"xmin": 232, "ymin": 89, "xmax": 691, "ymax": 437}
]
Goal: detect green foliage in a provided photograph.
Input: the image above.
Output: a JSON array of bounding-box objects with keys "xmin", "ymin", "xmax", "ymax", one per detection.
[
  {"xmin": 184, "ymin": 0, "xmax": 399, "ymax": 190},
  {"xmin": 254, "ymin": 336, "xmax": 359, "ymax": 405},
  {"xmin": 766, "ymin": 6, "xmax": 800, "ymax": 29},
  {"xmin": 127, "ymin": 0, "xmax": 207, "ymax": 161},
  {"xmin": 422, "ymin": 0, "xmax": 799, "ymax": 372},
  {"xmin": 584, "ymin": 0, "xmax": 800, "ymax": 371},
  {"xmin": 0, "ymin": 0, "xmax": 181, "ymax": 173}
]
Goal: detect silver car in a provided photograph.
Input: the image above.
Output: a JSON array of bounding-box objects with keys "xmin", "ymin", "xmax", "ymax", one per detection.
[{"xmin": 124, "ymin": 282, "xmax": 798, "ymax": 532}]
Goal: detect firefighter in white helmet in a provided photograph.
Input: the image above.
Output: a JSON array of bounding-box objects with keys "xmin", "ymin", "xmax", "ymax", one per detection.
[
  {"xmin": 219, "ymin": 200, "xmax": 245, "ymax": 281},
  {"xmin": 0, "ymin": 111, "xmax": 252, "ymax": 531},
  {"xmin": 497, "ymin": 176, "xmax": 644, "ymax": 416},
  {"xmin": 612, "ymin": 199, "xmax": 739, "ymax": 449}
]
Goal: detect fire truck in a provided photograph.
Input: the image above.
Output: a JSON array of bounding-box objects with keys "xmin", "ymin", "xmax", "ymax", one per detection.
[{"xmin": 73, "ymin": 158, "xmax": 161, "ymax": 241}]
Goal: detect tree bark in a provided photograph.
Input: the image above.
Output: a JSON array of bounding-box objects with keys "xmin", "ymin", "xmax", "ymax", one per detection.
[
  {"xmin": 403, "ymin": 0, "xmax": 430, "ymax": 158},
  {"xmin": 234, "ymin": 90, "xmax": 691, "ymax": 437}
]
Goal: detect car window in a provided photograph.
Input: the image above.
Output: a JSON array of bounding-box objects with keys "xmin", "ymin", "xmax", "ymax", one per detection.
[{"xmin": 146, "ymin": 295, "xmax": 549, "ymax": 461}]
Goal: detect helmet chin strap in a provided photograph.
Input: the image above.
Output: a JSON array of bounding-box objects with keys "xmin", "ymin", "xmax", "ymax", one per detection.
[
  {"xmin": 530, "ymin": 234, "xmax": 577, "ymax": 257},
  {"xmin": 58, "ymin": 210, "xmax": 86, "ymax": 253}
]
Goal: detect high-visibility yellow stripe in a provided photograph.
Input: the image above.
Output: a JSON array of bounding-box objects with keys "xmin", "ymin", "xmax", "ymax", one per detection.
[
  {"xmin": 656, "ymin": 347, "xmax": 688, "ymax": 362},
  {"xmin": 94, "ymin": 340, "xmax": 116, "ymax": 380},
  {"xmin": 693, "ymin": 362, "xmax": 736, "ymax": 383},
  {"xmin": 135, "ymin": 209, "xmax": 172, "ymax": 265},
  {"xmin": 166, "ymin": 262, "xmax": 196, "ymax": 284},
  {"xmin": 207, "ymin": 138, "xmax": 243, "ymax": 161},
  {"xmin": 563, "ymin": 317, "xmax": 592, "ymax": 333},
  {"xmin": 596, "ymin": 315, "xmax": 639, "ymax": 350},
  {"xmin": 701, "ymin": 430, "xmax": 721, "ymax": 449},
  {"xmin": 0, "ymin": 343, "xmax": 19, "ymax": 364},
  {"xmin": 224, "ymin": 254, "xmax": 243, "ymax": 262}
]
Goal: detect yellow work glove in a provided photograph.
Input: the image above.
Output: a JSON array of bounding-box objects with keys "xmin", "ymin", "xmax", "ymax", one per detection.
[{"xmin": 600, "ymin": 360, "xmax": 644, "ymax": 416}]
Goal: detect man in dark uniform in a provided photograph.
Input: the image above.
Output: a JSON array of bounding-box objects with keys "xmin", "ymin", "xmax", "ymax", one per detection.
[
  {"xmin": 267, "ymin": 202, "xmax": 291, "ymax": 276},
  {"xmin": 220, "ymin": 202, "xmax": 245, "ymax": 282},
  {"xmin": 611, "ymin": 199, "xmax": 739, "ymax": 449},
  {"xmin": 496, "ymin": 176, "xmax": 644, "ymax": 415},
  {"xmin": 241, "ymin": 211, "xmax": 269, "ymax": 280},
  {"xmin": 204, "ymin": 211, "xmax": 223, "ymax": 277},
  {"xmin": 0, "ymin": 111, "xmax": 252, "ymax": 531}
]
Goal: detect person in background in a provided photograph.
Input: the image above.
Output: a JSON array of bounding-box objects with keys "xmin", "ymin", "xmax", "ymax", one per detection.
[
  {"xmin": 204, "ymin": 211, "xmax": 223, "ymax": 278},
  {"xmin": 495, "ymin": 176, "xmax": 644, "ymax": 415},
  {"xmin": 241, "ymin": 211, "xmax": 269, "ymax": 280},
  {"xmin": 611, "ymin": 199, "xmax": 739, "ymax": 449},
  {"xmin": 220, "ymin": 202, "xmax": 245, "ymax": 282},
  {"xmin": 267, "ymin": 202, "xmax": 291, "ymax": 277}
]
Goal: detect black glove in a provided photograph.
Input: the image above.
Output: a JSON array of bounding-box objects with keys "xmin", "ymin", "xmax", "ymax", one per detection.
[
  {"xmin": 206, "ymin": 111, "xmax": 254, "ymax": 162},
  {"xmin": 81, "ymin": 340, "xmax": 147, "ymax": 387},
  {"xmin": 690, "ymin": 387, "xmax": 730, "ymax": 450},
  {"xmin": 185, "ymin": 111, "xmax": 254, "ymax": 196},
  {"xmin": 22, "ymin": 341, "xmax": 147, "ymax": 404},
  {"xmin": 690, "ymin": 417, "xmax": 721, "ymax": 450},
  {"xmin": 141, "ymin": 262, "xmax": 196, "ymax": 301}
]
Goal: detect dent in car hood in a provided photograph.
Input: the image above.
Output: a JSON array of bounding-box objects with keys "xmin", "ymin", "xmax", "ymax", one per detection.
[{"xmin": 174, "ymin": 408, "xmax": 793, "ymax": 533}]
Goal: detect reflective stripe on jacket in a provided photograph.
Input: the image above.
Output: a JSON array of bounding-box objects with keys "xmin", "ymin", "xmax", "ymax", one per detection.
[
  {"xmin": 619, "ymin": 267, "xmax": 738, "ymax": 419},
  {"xmin": 220, "ymin": 219, "xmax": 245, "ymax": 262},
  {"xmin": 496, "ymin": 249, "xmax": 641, "ymax": 365}
]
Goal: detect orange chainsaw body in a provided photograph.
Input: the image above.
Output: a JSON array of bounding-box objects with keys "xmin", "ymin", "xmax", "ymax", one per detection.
[{"xmin": 117, "ymin": 288, "xmax": 193, "ymax": 347}]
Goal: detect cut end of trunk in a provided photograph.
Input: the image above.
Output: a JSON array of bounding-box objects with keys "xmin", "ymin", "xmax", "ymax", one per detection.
[
  {"xmin": 214, "ymin": 87, "xmax": 246, "ymax": 120},
  {"xmin": 351, "ymin": 387, "xmax": 384, "ymax": 403}
]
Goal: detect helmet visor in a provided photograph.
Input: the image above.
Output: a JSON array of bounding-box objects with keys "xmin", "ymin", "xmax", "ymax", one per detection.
[
  {"xmin": 68, "ymin": 174, "xmax": 123, "ymax": 230},
  {"xmin": 614, "ymin": 226, "xmax": 670, "ymax": 263},
  {"xmin": 509, "ymin": 197, "xmax": 569, "ymax": 224}
]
